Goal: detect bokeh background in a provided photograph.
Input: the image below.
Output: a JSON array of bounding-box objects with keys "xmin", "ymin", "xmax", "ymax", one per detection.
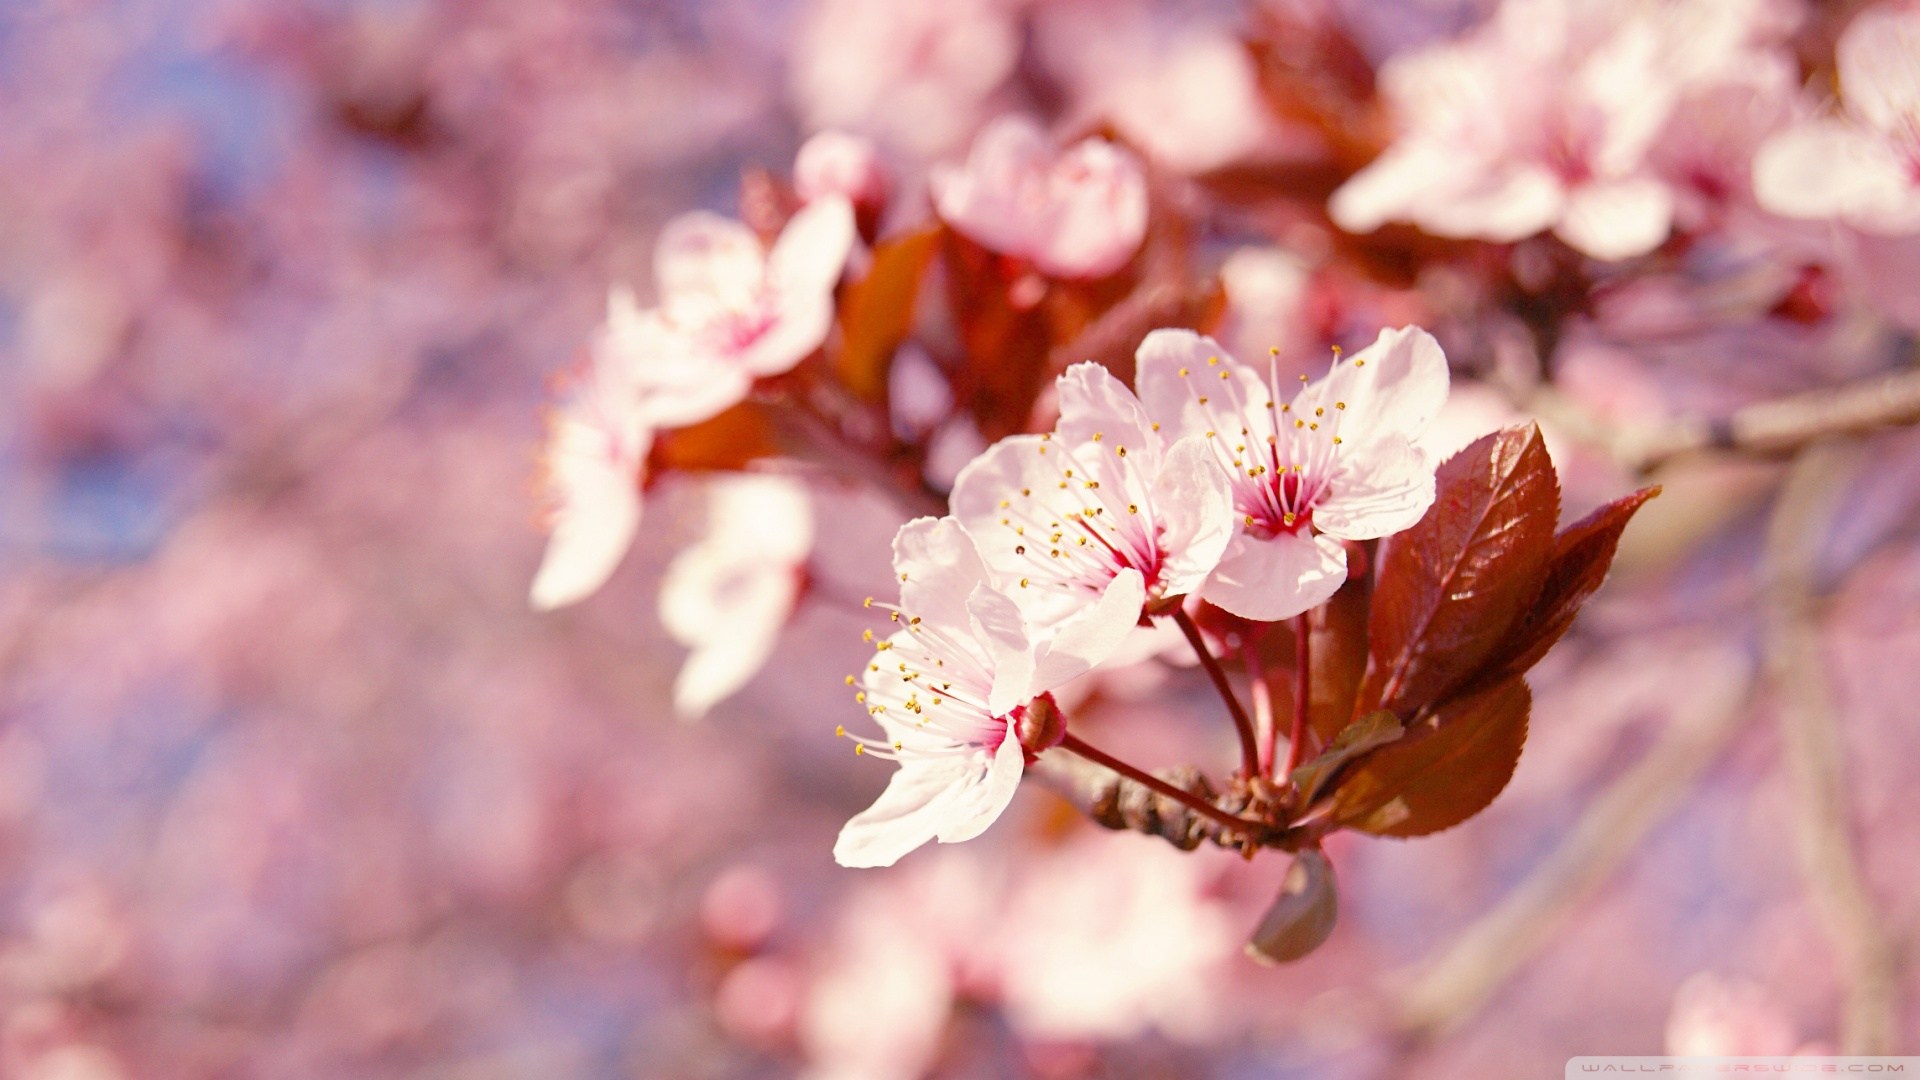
[{"xmin": 2, "ymin": 0, "xmax": 1917, "ymax": 1077}]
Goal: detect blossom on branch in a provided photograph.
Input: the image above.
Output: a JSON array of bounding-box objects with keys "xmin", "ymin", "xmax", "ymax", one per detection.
[
  {"xmin": 950, "ymin": 363, "xmax": 1234, "ymax": 630},
  {"xmin": 620, "ymin": 198, "xmax": 856, "ymax": 427},
  {"xmin": 834, "ymin": 517, "xmax": 1144, "ymax": 867},
  {"xmin": 1753, "ymin": 2, "xmax": 1920, "ymax": 234},
  {"xmin": 932, "ymin": 115, "xmax": 1149, "ymax": 279},
  {"xmin": 1134, "ymin": 327, "xmax": 1449, "ymax": 621}
]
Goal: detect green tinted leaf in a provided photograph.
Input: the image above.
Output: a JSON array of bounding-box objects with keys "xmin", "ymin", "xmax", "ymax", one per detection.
[
  {"xmin": 1331, "ymin": 676, "xmax": 1530, "ymax": 837},
  {"xmin": 1245, "ymin": 849, "xmax": 1338, "ymax": 965},
  {"xmin": 1289, "ymin": 710, "xmax": 1402, "ymax": 806}
]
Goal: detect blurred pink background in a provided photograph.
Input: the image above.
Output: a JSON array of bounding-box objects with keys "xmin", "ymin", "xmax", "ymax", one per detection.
[{"xmin": 2, "ymin": 1, "xmax": 1917, "ymax": 1077}]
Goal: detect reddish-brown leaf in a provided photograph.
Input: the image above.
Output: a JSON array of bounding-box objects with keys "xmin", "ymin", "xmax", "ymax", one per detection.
[
  {"xmin": 1289, "ymin": 710, "xmax": 1401, "ymax": 806},
  {"xmin": 648, "ymin": 401, "xmax": 779, "ymax": 474},
  {"xmin": 1330, "ymin": 676, "xmax": 1531, "ymax": 838},
  {"xmin": 1358, "ymin": 424, "xmax": 1559, "ymax": 717},
  {"xmin": 1245, "ymin": 849, "xmax": 1338, "ymax": 965},
  {"xmin": 835, "ymin": 226, "xmax": 941, "ymax": 404},
  {"xmin": 1480, "ymin": 485, "xmax": 1661, "ymax": 683}
]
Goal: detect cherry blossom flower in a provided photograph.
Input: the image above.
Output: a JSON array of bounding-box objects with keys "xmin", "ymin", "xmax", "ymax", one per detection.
[
  {"xmin": 1330, "ymin": 0, "xmax": 1790, "ymax": 260},
  {"xmin": 1753, "ymin": 2, "xmax": 1920, "ymax": 234},
  {"xmin": 658, "ymin": 475, "xmax": 814, "ymax": 718},
  {"xmin": 949, "ymin": 362, "xmax": 1235, "ymax": 630},
  {"xmin": 610, "ymin": 197, "xmax": 856, "ymax": 429},
  {"xmin": 527, "ymin": 341, "xmax": 653, "ymax": 612},
  {"xmin": 794, "ymin": 130, "xmax": 889, "ymax": 212},
  {"xmin": 1134, "ymin": 327, "xmax": 1449, "ymax": 621},
  {"xmin": 833, "ymin": 517, "xmax": 1143, "ymax": 868},
  {"xmin": 932, "ymin": 115, "xmax": 1149, "ymax": 279}
]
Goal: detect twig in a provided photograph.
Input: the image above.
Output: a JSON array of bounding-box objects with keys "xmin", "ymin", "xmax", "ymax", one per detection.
[
  {"xmin": 1521, "ymin": 367, "xmax": 1920, "ymax": 476},
  {"xmin": 1760, "ymin": 441, "xmax": 1904, "ymax": 1054},
  {"xmin": 1058, "ymin": 732, "xmax": 1263, "ymax": 838},
  {"xmin": 1170, "ymin": 608, "xmax": 1261, "ymax": 778}
]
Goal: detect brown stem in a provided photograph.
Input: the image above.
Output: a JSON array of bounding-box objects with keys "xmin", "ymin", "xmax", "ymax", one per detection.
[
  {"xmin": 1243, "ymin": 636, "xmax": 1278, "ymax": 777},
  {"xmin": 1285, "ymin": 612, "xmax": 1312, "ymax": 776},
  {"xmin": 1169, "ymin": 607, "xmax": 1261, "ymax": 778},
  {"xmin": 1058, "ymin": 732, "xmax": 1262, "ymax": 838}
]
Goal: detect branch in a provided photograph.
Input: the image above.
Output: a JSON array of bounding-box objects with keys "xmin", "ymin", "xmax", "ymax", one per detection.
[
  {"xmin": 1521, "ymin": 366, "xmax": 1920, "ymax": 475},
  {"xmin": 1760, "ymin": 441, "xmax": 1905, "ymax": 1054},
  {"xmin": 1058, "ymin": 732, "xmax": 1264, "ymax": 840}
]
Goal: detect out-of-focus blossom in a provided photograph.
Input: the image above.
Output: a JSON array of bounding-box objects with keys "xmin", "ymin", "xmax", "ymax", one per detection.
[
  {"xmin": 1033, "ymin": 2, "xmax": 1282, "ymax": 175},
  {"xmin": 1663, "ymin": 973, "xmax": 1801, "ymax": 1056},
  {"xmin": 833, "ymin": 517, "xmax": 1143, "ymax": 868},
  {"xmin": 1135, "ymin": 327, "xmax": 1449, "ymax": 620},
  {"xmin": 659, "ymin": 475, "xmax": 814, "ymax": 718},
  {"xmin": 790, "ymin": 0, "xmax": 1021, "ymax": 159},
  {"xmin": 932, "ymin": 116, "xmax": 1150, "ymax": 279},
  {"xmin": 528, "ymin": 345, "xmax": 653, "ymax": 611},
  {"xmin": 1217, "ymin": 247, "xmax": 1315, "ymax": 368},
  {"xmin": 1753, "ymin": 3, "xmax": 1920, "ymax": 234},
  {"xmin": 950, "ymin": 363, "xmax": 1234, "ymax": 628},
  {"xmin": 622, "ymin": 199, "xmax": 857, "ymax": 428},
  {"xmin": 795, "ymin": 130, "xmax": 889, "ymax": 213},
  {"xmin": 1332, "ymin": 0, "xmax": 1793, "ymax": 260}
]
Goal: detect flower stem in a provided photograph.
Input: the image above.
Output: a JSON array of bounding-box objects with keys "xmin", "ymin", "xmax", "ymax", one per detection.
[
  {"xmin": 1059, "ymin": 732, "xmax": 1263, "ymax": 837},
  {"xmin": 1170, "ymin": 606, "xmax": 1260, "ymax": 779},
  {"xmin": 1242, "ymin": 636, "xmax": 1277, "ymax": 777},
  {"xmin": 1285, "ymin": 613, "xmax": 1312, "ymax": 776}
]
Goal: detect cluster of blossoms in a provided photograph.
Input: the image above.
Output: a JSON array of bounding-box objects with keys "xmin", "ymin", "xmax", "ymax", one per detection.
[
  {"xmin": 836, "ymin": 326, "xmax": 1449, "ymax": 867},
  {"xmin": 519, "ymin": 0, "xmax": 1918, "ymax": 970}
]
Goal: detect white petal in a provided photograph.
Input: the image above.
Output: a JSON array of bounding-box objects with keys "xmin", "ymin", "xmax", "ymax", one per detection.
[
  {"xmin": 1753, "ymin": 121, "xmax": 1916, "ymax": 227},
  {"xmin": 1201, "ymin": 529, "xmax": 1347, "ymax": 622},
  {"xmin": 1054, "ymin": 362, "xmax": 1160, "ymax": 464},
  {"xmin": 933, "ymin": 736, "xmax": 1025, "ymax": 844},
  {"xmin": 672, "ymin": 630, "xmax": 779, "ymax": 719},
  {"xmin": 735, "ymin": 293, "xmax": 836, "ymax": 377},
  {"xmin": 1033, "ymin": 139, "xmax": 1148, "ymax": 278},
  {"xmin": 1031, "ymin": 567, "xmax": 1146, "ymax": 693},
  {"xmin": 1416, "ymin": 163, "xmax": 1565, "ymax": 243},
  {"xmin": 1133, "ymin": 329, "xmax": 1219, "ymax": 440},
  {"xmin": 528, "ymin": 420, "xmax": 649, "ymax": 611},
  {"xmin": 1553, "ymin": 178, "xmax": 1674, "ymax": 261},
  {"xmin": 1329, "ymin": 145, "xmax": 1457, "ymax": 234},
  {"xmin": 1311, "ymin": 437, "xmax": 1438, "ymax": 541},
  {"xmin": 769, "ymin": 196, "xmax": 857, "ymax": 299},
  {"xmin": 1306, "ymin": 325, "xmax": 1450, "ymax": 449},
  {"xmin": 654, "ymin": 211, "xmax": 766, "ymax": 309},
  {"xmin": 1148, "ymin": 436, "xmax": 1236, "ymax": 598},
  {"xmin": 832, "ymin": 756, "xmax": 982, "ymax": 868},
  {"xmin": 1837, "ymin": 5, "xmax": 1920, "ymax": 135},
  {"xmin": 968, "ymin": 583, "xmax": 1040, "ymax": 718},
  {"xmin": 893, "ymin": 516, "xmax": 991, "ymax": 632}
]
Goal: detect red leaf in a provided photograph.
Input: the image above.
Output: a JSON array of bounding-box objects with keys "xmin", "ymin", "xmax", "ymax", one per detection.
[
  {"xmin": 1307, "ymin": 560, "xmax": 1371, "ymax": 747},
  {"xmin": 1481, "ymin": 485, "xmax": 1661, "ymax": 682},
  {"xmin": 1358, "ymin": 424, "xmax": 1559, "ymax": 717},
  {"xmin": 835, "ymin": 226, "xmax": 941, "ymax": 404},
  {"xmin": 648, "ymin": 401, "xmax": 779, "ymax": 474},
  {"xmin": 1330, "ymin": 676, "xmax": 1530, "ymax": 837}
]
